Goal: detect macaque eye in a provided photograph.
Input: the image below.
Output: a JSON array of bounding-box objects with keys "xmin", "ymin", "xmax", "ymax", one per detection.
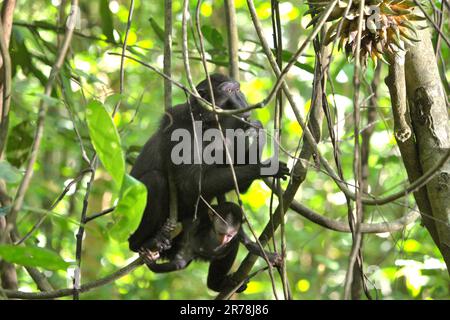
[{"xmin": 227, "ymin": 89, "xmax": 232, "ymax": 93}]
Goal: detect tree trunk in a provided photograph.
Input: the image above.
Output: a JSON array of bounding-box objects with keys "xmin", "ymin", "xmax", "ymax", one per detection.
[
  {"xmin": 0, "ymin": 0, "xmax": 17, "ymax": 291},
  {"xmin": 404, "ymin": 28, "xmax": 450, "ymax": 271}
]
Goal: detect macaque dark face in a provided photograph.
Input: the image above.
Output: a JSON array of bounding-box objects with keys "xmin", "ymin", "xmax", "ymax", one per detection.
[
  {"xmin": 214, "ymin": 222, "xmax": 239, "ymax": 246},
  {"xmin": 215, "ymin": 81, "xmax": 250, "ymax": 118},
  {"xmin": 195, "ymin": 74, "xmax": 251, "ymax": 119},
  {"xmin": 209, "ymin": 208, "xmax": 240, "ymax": 246}
]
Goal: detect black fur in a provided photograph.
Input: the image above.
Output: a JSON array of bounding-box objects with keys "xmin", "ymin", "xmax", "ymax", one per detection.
[
  {"xmin": 128, "ymin": 74, "xmax": 288, "ymax": 253},
  {"xmin": 144, "ymin": 202, "xmax": 281, "ymax": 292}
]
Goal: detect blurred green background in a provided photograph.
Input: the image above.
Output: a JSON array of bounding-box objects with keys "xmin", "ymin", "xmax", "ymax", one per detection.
[{"xmin": 4, "ymin": 0, "xmax": 449, "ymax": 299}]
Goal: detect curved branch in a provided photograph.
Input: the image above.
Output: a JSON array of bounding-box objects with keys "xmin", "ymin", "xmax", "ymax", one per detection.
[
  {"xmin": 84, "ymin": 206, "xmax": 115, "ymax": 223},
  {"xmin": 2, "ymin": 258, "xmax": 144, "ymax": 299},
  {"xmin": 290, "ymin": 200, "xmax": 420, "ymax": 233},
  {"xmin": 262, "ymin": 178, "xmax": 420, "ymax": 233}
]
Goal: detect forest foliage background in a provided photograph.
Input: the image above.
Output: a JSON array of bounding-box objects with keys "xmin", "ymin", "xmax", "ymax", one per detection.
[{"xmin": 0, "ymin": 0, "xmax": 449, "ymax": 299}]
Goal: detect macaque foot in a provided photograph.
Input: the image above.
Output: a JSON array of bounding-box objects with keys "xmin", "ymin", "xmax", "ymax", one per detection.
[
  {"xmin": 142, "ymin": 218, "xmax": 178, "ymax": 252},
  {"xmin": 268, "ymin": 252, "xmax": 283, "ymax": 268},
  {"xmin": 146, "ymin": 234, "xmax": 172, "ymax": 252},
  {"xmin": 395, "ymin": 127, "xmax": 412, "ymax": 142},
  {"xmin": 139, "ymin": 248, "xmax": 160, "ymax": 265},
  {"xmin": 224, "ymin": 274, "xmax": 249, "ymax": 293}
]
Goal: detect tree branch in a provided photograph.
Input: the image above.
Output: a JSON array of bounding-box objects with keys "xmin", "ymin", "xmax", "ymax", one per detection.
[
  {"xmin": 224, "ymin": 0, "xmax": 240, "ymax": 80},
  {"xmin": 1, "ymin": 258, "xmax": 144, "ymax": 299}
]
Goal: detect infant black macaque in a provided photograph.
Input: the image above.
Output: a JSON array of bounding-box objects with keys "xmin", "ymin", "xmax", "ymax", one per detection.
[
  {"xmin": 140, "ymin": 202, "xmax": 282, "ymax": 292},
  {"xmin": 128, "ymin": 74, "xmax": 289, "ymax": 255}
]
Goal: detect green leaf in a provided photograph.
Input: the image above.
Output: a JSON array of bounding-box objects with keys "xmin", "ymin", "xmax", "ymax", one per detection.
[
  {"xmin": 402, "ymin": 239, "xmax": 422, "ymax": 253},
  {"xmin": 59, "ymin": 69, "xmax": 75, "ymax": 107},
  {"xmin": 6, "ymin": 121, "xmax": 33, "ymax": 168},
  {"xmin": 86, "ymin": 100, "xmax": 125, "ymax": 186},
  {"xmin": 0, "ymin": 245, "xmax": 71, "ymax": 271},
  {"xmin": 100, "ymin": 0, "xmax": 115, "ymax": 42},
  {"xmin": 0, "ymin": 161, "xmax": 22, "ymax": 183},
  {"xmin": 104, "ymin": 93, "xmax": 123, "ymax": 114},
  {"xmin": 148, "ymin": 17, "xmax": 165, "ymax": 43},
  {"xmin": 72, "ymin": 68, "xmax": 106, "ymax": 85},
  {"xmin": 201, "ymin": 25, "xmax": 224, "ymax": 49},
  {"xmin": 11, "ymin": 29, "xmax": 47, "ymax": 85},
  {"xmin": 110, "ymin": 174, "xmax": 147, "ymax": 242},
  {"xmin": 278, "ymin": 49, "xmax": 315, "ymax": 74}
]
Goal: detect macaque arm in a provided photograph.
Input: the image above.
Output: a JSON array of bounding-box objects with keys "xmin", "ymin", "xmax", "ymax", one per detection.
[
  {"xmin": 176, "ymin": 164, "xmax": 260, "ymax": 201},
  {"xmin": 238, "ymin": 229, "xmax": 280, "ymax": 265},
  {"xmin": 207, "ymin": 241, "xmax": 239, "ymax": 292}
]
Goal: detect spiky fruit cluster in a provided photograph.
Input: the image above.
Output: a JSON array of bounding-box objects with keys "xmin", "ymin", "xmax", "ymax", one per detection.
[{"xmin": 306, "ymin": 0, "xmax": 427, "ymax": 65}]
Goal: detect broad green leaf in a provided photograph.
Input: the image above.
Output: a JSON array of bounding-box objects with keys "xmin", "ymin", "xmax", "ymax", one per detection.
[
  {"xmin": 104, "ymin": 93, "xmax": 123, "ymax": 114},
  {"xmin": 0, "ymin": 161, "xmax": 22, "ymax": 183},
  {"xmin": 278, "ymin": 49, "xmax": 315, "ymax": 74},
  {"xmin": 86, "ymin": 100, "xmax": 125, "ymax": 186},
  {"xmin": 402, "ymin": 239, "xmax": 422, "ymax": 253},
  {"xmin": 11, "ymin": 28, "xmax": 47, "ymax": 85},
  {"xmin": 0, "ymin": 245, "xmax": 71, "ymax": 271},
  {"xmin": 72, "ymin": 68, "xmax": 106, "ymax": 85},
  {"xmin": 59, "ymin": 69, "xmax": 75, "ymax": 107},
  {"xmin": 148, "ymin": 18, "xmax": 165, "ymax": 43},
  {"xmin": 110, "ymin": 174, "xmax": 147, "ymax": 242},
  {"xmin": 6, "ymin": 121, "xmax": 33, "ymax": 168},
  {"xmin": 100, "ymin": 0, "xmax": 115, "ymax": 42},
  {"xmin": 201, "ymin": 25, "xmax": 224, "ymax": 49}
]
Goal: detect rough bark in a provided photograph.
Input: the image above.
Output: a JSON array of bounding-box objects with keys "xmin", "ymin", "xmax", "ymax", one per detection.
[
  {"xmin": 385, "ymin": 51, "xmax": 441, "ymax": 250},
  {"xmin": 404, "ymin": 28, "xmax": 450, "ymax": 270}
]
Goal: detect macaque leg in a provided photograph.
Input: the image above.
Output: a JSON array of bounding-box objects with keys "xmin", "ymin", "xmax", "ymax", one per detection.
[
  {"xmin": 206, "ymin": 242, "xmax": 239, "ymax": 292},
  {"xmin": 143, "ymin": 218, "xmax": 178, "ymax": 252},
  {"xmin": 146, "ymin": 258, "xmax": 189, "ymax": 273}
]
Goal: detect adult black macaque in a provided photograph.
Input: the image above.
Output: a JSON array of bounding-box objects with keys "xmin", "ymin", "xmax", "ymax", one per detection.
[
  {"xmin": 140, "ymin": 202, "xmax": 281, "ymax": 292},
  {"xmin": 128, "ymin": 73, "xmax": 289, "ymax": 254}
]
